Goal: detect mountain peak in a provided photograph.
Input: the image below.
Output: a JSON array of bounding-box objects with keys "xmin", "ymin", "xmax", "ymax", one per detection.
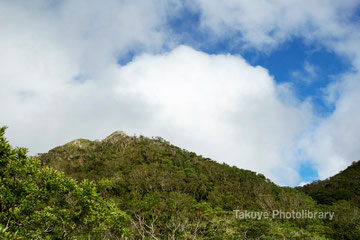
[
  {"xmin": 103, "ymin": 130, "xmax": 128, "ymax": 143},
  {"xmin": 34, "ymin": 131, "xmax": 360, "ymax": 239}
]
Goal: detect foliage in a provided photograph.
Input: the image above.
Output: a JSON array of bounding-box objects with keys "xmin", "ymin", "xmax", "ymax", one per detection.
[
  {"xmin": 0, "ymin": 127, "xmax": 130, "ymax": 239},
  {"xmin": 38, "ymin": 130, "xmax": 358, "ymax": 239},
  {"xmin": 2, "ymin": 128, "xmax": 360, "ymax": 239},
  {"xmin": 299, "ymin": 160, "xmax": 360, "ymax": 207}
]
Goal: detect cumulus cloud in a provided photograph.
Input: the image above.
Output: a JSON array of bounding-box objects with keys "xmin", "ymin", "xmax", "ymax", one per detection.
[
  {"xmin": 0, "ymin": 0, "xmax": 167, "ymax": 150},
  {"xmin": 1, "ymin": 0, "xmax": 360, "ymax": 186},
  {"xmin": 302, "ymin": 72, "xmax": 360, "ymax": 179},
  {"xmin": 0, "ymin": 18, "xmax": 311, "ymax": 184},
  {"xmin": 112, "ymin": 46, "xmax": 310, "ymax": 185},
  {"xmin": 0, "ymin": 0, "xmax": 169, "ymax": 76},
  {"xmin": 191, "ymin": 0, "xmax": 360, "ymax": 181}
]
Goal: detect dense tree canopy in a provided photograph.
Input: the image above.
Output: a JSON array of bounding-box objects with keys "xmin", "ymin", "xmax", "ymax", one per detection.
[
  {"xmin": 0, "ymin": 127, "xmax": 129, "ymax": 239},
  {"xmin": 299, "ymin": 160, "xmax": 360, "ymax": 207},
  {"xmin": 1, "ymin": 128, "xmax": 360, "ymax": 239}
]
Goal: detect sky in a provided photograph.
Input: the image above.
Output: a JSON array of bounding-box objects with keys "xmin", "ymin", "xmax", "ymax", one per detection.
[{"xmin": 1, "ymin": 0, "xmax": 360, "ymax": 186}]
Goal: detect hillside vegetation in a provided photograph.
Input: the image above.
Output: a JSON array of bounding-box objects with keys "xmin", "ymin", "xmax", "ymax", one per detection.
[
  {"xmin": 299, "ymin": 161, "xmax": 360, "ymax": 207},
  {"xmin": 0, "ymin": 127, "xmax": 129, "ymax": 239},
  {"xmin": 1, "ymin": 128, "xmax": 360, "ymax": 239}
]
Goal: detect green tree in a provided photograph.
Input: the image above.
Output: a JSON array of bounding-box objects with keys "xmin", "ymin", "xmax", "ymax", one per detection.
[{"xmin": 0, "ymin": 126, "xmax": 130, "ymax": 239}]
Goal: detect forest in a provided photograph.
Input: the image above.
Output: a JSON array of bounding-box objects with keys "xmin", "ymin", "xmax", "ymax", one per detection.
[{"xmin": 1, "ymin": 127, "xmax": 359, "ymax": 239}]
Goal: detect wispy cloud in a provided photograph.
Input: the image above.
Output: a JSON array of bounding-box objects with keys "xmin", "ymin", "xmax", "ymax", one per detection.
[{"xmin": 291, "ymin": 61, "xmax": 318, "ymax": 84}]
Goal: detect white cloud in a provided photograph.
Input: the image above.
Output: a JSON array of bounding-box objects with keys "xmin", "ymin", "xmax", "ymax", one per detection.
[
  {"xmin": 0, "ymin": 12, "xmax": 310, "ymax": 185},
  {"xmin": 0, "ymin": 0, "xmax": 167, "ymax": 151},
  {"xmin": 193, "ymin": 0, "xmax": 359, "ymax": 51},
  {"xmin": 302, "ymin": 72, "xmax": 360, "ymax": 179},
  {"xmin": 114, "ymin": 46, "xmax": 311, "ymax": 185},
  {"xmin": 291, "ymin": 61, "xmax": 318, "ymax": 84},
  {"xmin": 191, "ymin": 0, "xmax": 360, "ymax": 181},
  {"xmin": 1, "ymin": 0, "xmax": 360, "ymax": 186},
  {"xmin": 0, "ymin": 0, "xmax": 169, "ymax": 76}
]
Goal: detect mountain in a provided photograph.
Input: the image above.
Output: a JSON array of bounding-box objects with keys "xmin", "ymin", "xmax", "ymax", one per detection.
[
  {"xmin": 39, "ymin": 131, "xmax": 283, "ymax": 211},
  {"xmin": 299, "ymin": 160, "xmax": 360, "ymax": 206},
  {"xmin": 1, "ymin": 128, "xmax": 360, "ymax": 239},
  {"xmin": 37, "ymin": 131, "xmax": 360, "ymax": 239}
]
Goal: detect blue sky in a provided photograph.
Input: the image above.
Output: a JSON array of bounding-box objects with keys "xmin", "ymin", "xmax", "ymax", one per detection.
[
  {"xmin": 165, "ymin": 10, "xmax": 351, "ymax": 117},
  {"xmin": 159, "ymin": 1, "xmax": 357, "ymax": 184},
  {"xmin": 243, "ymin": 38, "xmax": 349, "ymax": 115},
  {"xmin": 1, "ymin": 0, "xmax": 360, "ymax": 186}
]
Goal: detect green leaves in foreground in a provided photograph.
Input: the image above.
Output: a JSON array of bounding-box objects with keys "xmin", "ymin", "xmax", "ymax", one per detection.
[{"xmin": 0, "ymin": 126, "xmax": 130, "ymax": 239}]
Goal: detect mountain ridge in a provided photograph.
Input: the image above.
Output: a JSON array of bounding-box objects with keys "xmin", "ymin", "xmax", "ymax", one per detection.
[
  {"xmin": 36, "ymin": 130, "xmax": 360, "ymax": 239},
  {"xmin": 299, "ymin": 160, "xmax": 360, "ymax": 207},
  {"xmin": 2, "ymin": 127, "xmax": 359, "ymax": 239}
]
